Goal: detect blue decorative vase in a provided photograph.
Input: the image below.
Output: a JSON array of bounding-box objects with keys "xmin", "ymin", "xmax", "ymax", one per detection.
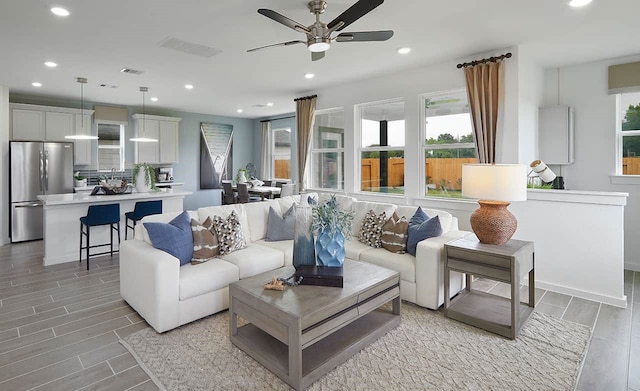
[
  {"xmin": 292, "ymin": 204, "xmax": 316, "ymax": 268},
  {"xmin": 315, "ymin": 228, "xmax": 346, "ymax": 267}
]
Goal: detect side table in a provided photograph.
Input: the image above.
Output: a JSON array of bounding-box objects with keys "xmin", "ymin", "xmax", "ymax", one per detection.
[{"xmin": 444, "ymin": 234, "xmax": 535, "ymax": 339}]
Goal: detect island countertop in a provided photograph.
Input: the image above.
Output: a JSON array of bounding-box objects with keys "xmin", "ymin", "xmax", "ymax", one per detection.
[{"xmin": 38, "ymin": 189, "xmax": 192, "ymax": 206}]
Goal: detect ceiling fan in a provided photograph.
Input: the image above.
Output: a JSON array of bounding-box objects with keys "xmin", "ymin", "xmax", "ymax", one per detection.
[{"xmin": 247, "ymin": 0, "xmax": 394, "ymax": 61}]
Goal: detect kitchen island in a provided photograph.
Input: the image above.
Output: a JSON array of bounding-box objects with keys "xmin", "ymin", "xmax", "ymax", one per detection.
[{"xmin": 37, "ymin": 189, "xmax": 191, "ymax": 266}]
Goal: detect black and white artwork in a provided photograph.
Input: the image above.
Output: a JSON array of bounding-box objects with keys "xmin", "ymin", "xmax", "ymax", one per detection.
[{"xmin": 200, "ymin": 122, "xmax": 233, "ymax": 189}]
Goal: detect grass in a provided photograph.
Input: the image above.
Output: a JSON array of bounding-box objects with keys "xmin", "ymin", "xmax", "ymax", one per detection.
[{"xmin": 426, "ymin": 189, "xmax": 465, "ymax": 198}]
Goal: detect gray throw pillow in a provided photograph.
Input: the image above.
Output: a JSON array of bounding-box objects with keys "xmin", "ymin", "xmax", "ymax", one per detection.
[{"xmin": 266, "ymin": 206, "xmax": 295, "ymax": 241}]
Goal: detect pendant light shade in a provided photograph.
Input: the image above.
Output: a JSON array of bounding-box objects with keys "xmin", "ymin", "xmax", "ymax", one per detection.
[
  {"xmin": 65, "ymin": 77, "xmax": 98, "ymax": 140},
  {"xmin": 130, "ymin": 86, "xmax": 158, "ymax": 142}
]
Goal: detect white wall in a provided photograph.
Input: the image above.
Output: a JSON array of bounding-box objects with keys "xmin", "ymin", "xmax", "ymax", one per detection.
[
  {"xmin": 541, "ymin": 54, "xmax": 640, "ymax": 271},
  {"xmin": 0, "ymin": 86, "xmax": 9, "ymax": 245}
]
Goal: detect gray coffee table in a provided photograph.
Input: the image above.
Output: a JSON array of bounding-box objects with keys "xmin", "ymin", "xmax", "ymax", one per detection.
[{"xmin": 229, "ymin": 259, "xmax": 400, "ymax": 391}]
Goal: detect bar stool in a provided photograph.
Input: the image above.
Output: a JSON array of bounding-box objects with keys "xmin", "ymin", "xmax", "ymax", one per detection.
[
  {"xmin": 125, "ymin": 200, "xmax": 163, "ymax": 239},
  {"xmin": 79, "ymin": 204, "xmax": 121, "ymax": 270}
]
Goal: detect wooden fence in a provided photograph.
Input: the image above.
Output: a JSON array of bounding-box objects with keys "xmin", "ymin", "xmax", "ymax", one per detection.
[
  {"xmin": 274, "ymin": 160, "xmax": 290, "ymax": 179},
  {"xmin": 361, "ymin": 157, "xmax": 476, "ymax": 191},
  {"xmin": 623, "ymin": 157, "xmax": 640, "ymax": 175}
]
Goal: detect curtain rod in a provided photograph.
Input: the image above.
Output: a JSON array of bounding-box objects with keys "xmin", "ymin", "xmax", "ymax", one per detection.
[
  {"xmin": 456, "ymin": 52, "xmax": 512, "ymax": 69},
  {"xmin": 260, "ymin": 115, "xmax": 295, "ymax": 123},
  {"xmin": 293, "ymin": 94, "xmax": 317, "ymax": 102}
]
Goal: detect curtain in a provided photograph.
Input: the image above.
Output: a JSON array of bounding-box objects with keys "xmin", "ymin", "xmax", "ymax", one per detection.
[
  {"xmin": 464, "ymin": 61, "xmax": 505, "ymax": 164},
  {"xmin": 295, "ymin": 95, "xmax": 317, "ymax": 192},
  {"xmin": 261, "ymin": 121, "xmax": 271, "ymax": 180}
]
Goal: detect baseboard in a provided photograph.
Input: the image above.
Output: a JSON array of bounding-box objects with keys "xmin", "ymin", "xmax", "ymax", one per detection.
[
  {"xmin": 624, "ymin": 262, "xmax": 640, "ymax": 272},
  {"xmin": 532, "ymin": 280, "xmax": 628, "ymax": 309}
]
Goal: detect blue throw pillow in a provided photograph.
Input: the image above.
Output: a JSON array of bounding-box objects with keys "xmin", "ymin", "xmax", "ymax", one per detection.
[
  {"xmin": 406, "ymin": 207, "xmax": 443, "ymax": 256},
  {"xmin": 144, "ymin": 211, "xmax": 194, "ymax": 266},
  {"xmin": 266, "ymin": 206, "xmax": 295, "ymax": 241}
]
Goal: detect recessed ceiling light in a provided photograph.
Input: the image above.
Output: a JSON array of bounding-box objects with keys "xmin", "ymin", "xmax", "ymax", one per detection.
[
  {"xmin": 397, "ymin": 47, "xmax": 411, "ymax": 55},
  {"xmin": 32, "ymin": 82, "xmax": 42, "ymax": 87},
  {"xmin": 266, "ymin": 102, "xmax": 274, "ymax": 107},
  {"xmin": 304, "ymin": 73, "xmax": 315, "ymax": 79},
  {"xmin": 44, "ymin": 61, "xmax": 58, "ymax": 68},
  {"xmin": 237, "ymin": 109, "xmax": 243, "ymax": 113},
  {"xmin": 185, "ymin": 84, "xmax": 194, "ymax": 90},
  {"xmin": 50, "ymin": 7, "xmax": 70, "ymax": 16},
  {"xmin": 151, "ymin": 97, "xmax": 158, "ymax": 102},
  {"xmin": 569, "ymin": 0, "xmax": 592, "ymax": 7}
]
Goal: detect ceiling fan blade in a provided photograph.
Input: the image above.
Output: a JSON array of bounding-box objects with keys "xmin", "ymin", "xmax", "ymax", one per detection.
[
  {"xmin": 257, "ymin": 9, "xmax": 310, "ymax": 33},
  {"xmin": 336, "ymin": 30, "xmax": 394, "ymax": 42},
  {"xmin": 312, "ymin": 51, "xmax": 325, "ymax": 61},
  {"xmin": 327, "ymin": 0, "xmax": 384, "ymax": 31},
  {"xmin": 247, "ymin": 40, "xmax": 305, "ymax": 52}
]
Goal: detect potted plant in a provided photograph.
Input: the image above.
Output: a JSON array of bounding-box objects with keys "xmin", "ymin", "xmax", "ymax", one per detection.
[
  {"xmin": 74, "ymin": 172, "xmax": 87, "ymax": 188},
  {"xmin": 312, "ymin": 195, "xmax": 354, "ymax": 267},
  {"xmin": 236, "ymin": 168, "xmax": 248, "ymax": 184},
  {"xmin": 133, "ymin": 163, "xmax": 156, "ymax": 193}
]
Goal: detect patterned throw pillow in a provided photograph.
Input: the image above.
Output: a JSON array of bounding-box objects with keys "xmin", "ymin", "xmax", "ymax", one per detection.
[
  {"xmin": 190, "ymin": 217, "xmax": 219, "ymax": 264},
  {"xmin": 212, "ymin": 211, "xmax": 246, "ymax": 255},
  {"xmin": 358, "ymin": 210, "xmax": 387, "ymax": 248},
  {"xmin": 380, "ymin": 212, "xmax": 409, "ymax": 254}
]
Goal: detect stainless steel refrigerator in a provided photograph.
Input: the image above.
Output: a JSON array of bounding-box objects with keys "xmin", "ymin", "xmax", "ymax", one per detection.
[{"xmin": 10, "ymin": 142, "xmax": 74, "ymax": 242}]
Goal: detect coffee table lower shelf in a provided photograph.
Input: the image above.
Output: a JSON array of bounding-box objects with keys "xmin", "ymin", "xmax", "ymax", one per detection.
[{"xmin": 232, "ymin": 309, "xmax": 399, "ymax": 389}]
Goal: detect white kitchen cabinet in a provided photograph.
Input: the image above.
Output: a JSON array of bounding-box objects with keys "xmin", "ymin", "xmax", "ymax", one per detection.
[
  {"xmin": 11, "ymin": 108, "xmax": 45, "ymax": 140},
  {"xmin": 539, "ymin": 105, "xmax": 575, "ymax": 165},
  {"xmin": 132, "ymin": 114, "xmax": 181, "ymax": 164},
  {"xmin": 74, "ymin": 114, "xmax": 93, "ymax": 165},
  {"xmin": 45, "ymin": 111, "xmax": 74, "ymax": 141}
]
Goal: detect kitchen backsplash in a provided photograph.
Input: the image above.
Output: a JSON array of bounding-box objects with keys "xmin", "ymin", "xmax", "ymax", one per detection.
[{"xmin": 74, "ymin": 169, "xmax": 133, "ymax": 185}]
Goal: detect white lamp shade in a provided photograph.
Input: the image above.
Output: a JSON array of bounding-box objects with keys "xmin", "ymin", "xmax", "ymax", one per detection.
[{"xmin": 462, "ymin": 164, "xmax": 527, "ymax": 202}]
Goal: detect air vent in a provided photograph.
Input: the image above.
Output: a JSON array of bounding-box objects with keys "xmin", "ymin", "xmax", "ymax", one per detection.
[
  {"xmin": 252, "ymin": 104, "xmax": 268, "ymax": 108},
  {"xmin": 99, "ymin": 83, "xmax": 118, "ymax": 88},
  {"xmin": 160, "ymin": 37, "xmax": 221, "ymax": 58},
  {"xmin": 120, "ymin": 67, "xmax": 144, "ymax": 75}
]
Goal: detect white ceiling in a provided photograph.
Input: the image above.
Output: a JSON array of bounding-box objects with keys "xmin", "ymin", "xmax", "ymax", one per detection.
[{"xmin": 1, "ymin": 0, "xmax": 639, "ymax": 119}]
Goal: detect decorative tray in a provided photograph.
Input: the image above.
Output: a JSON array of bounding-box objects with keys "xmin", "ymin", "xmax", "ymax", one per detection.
[{"xmin": 89, "ymin": 184, "xmax": 133, "ymax": 196}]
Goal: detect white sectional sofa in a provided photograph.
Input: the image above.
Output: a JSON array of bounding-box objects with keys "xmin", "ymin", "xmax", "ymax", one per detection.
[{"xmin": 119, "ymin": 194, "xmax": 468, "ymax": 333}]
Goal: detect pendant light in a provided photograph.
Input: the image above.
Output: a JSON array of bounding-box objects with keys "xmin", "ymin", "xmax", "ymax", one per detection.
[
  {"xmin": 130, "ymin": 86, "xmax": 158, "ymax": 142},
  {"xmin": 65, "ymin": 77, "xmax": 98, "ymax": 140}
]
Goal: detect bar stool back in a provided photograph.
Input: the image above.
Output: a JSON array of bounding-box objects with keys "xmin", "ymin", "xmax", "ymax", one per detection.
[
  {"xmin": 125, "ymin": 200, "xmax": 163, "ymax": 239},
  {"xmin": 79, "ymin": 204, "xmax": 120, "ymax": 270}
]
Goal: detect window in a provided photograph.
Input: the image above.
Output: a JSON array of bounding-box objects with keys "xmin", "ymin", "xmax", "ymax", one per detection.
[
  {"xmin": 618, "ymin": 91, "xmax": 640, "ymax": 175},
  {"xmin": 272, "ymin": 127, "xmax": 291, "ymax": 179},
  {"xmin": 421, "ymin": 90, "xmax": 477, "ymax": 198},
  {"xmin": 97, "ymin": 123, "xmax": 124, "ymax": 171},
  {"xmin": 357, "ymin": 99, "xmax": 405, "ymax": 195},
  {"xmin": 310, "ymin": 109, "xmax": 344, "ymax": 189}
]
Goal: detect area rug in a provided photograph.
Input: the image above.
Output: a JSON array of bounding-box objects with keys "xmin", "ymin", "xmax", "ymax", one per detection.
[{"xmin": 121, "ymin": 304, "xmax": 591, "ymax": 391}]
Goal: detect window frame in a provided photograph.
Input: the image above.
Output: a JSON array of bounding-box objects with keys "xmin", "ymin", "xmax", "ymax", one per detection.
[
  {"xmin": 616, "ymin": 93, "xmax": 640, "ymax": 176},
  {"xmin": 310, "ymin": 107, "xmax": 345, "ymax": 190},
  {"xmin": 96, "ymin": 122, "xmax": 125, "ymax": 172},
  {"xmin": 355, "ymin": 97, "xmax": 406, "ymax": 196},
  {"xmin": 271, "ymin": 126, "xmax": 292, "ymax": 180},
  {"xmin": 419, "ymin": 89, "xmax": 477, "ymax": 198}
]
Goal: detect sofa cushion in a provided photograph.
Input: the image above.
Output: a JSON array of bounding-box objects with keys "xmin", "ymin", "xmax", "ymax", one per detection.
[
  {"xmin": 143, "ymin": 211, "xmax": 193, "ymax": 266},
  {"xmin": 359, "ymin": 248, "xmax": 416, "ymax": 283},
  {"xmin": 345, "ymin": 239, "xmax": 375, "ymax": 260},
  {"xmin": 358, "ymin": 210, "xmax": 387, "ymax": 248},
  {"xmin": 266, "ymin": 206, "xmax": 295, "ymax": 241},
  {"xmin": 219, "ymin": 244, "xmax": 285, "ymax": 279},
  {"xmin": 318, "ymin": 193, "xmax": 356, "ymax": 212},
  {"xmin": 242, "ymin": 200, "xmax": 280, "ymax": 242},
  {"xmin": 352, "ymin": 201, "xmax": 397, "ymax": 237},
  {"xmin": 190, "ymin": 217, "xmax": 219, "ymax": 263},
  {"xmin": 395, "ymin": 205, "xmax": 453, "ymax": 233},
  {"xmin": 407, "ymin": 208, "xmax": 443, "ymax": 256},
  {"xmin": 380, "ymin": 212, "xmax": 409, "ymax": 254},
  {"xmin": 276, "ymin": 195, "xmax": 301, "ymax": 215},
  {"xmin": 197, "ymin": 205, "xmax": 251, "ymax": 244},
  {"xmin": 254, "ymin": 239, "xmax": 294, "ymax": 266},
  {"xmin": 212, "ymin": 211, "xmax": 246, "ymax": 255},
  {"xmin": 179, "ymin": 259, "xmax": 239, "ymax": 301}
]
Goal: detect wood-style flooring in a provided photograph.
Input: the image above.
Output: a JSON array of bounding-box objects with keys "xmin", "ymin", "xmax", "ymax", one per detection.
[{"xmin": 0, "ymin": 240, "xmax": 637, "ymax": 390}]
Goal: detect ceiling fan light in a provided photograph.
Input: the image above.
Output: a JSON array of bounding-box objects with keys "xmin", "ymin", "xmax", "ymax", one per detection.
[{"xmin": 308, "ymin": 39, "xmax": 331, "ymax": 53}]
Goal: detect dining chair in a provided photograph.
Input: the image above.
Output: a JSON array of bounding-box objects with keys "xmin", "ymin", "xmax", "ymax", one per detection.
[
  {"xmin": 237, "ymin": 183, "xmax": 261, "ymax": 203},
  {"xmin": 222, "ymin": 181, "xmax": 236, "ymax": 204},
  {"xmin": 279, "ymin": 183, "xmax": 296, "ymax": 198}
]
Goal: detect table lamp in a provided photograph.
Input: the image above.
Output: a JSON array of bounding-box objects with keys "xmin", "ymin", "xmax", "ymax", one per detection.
[{"xmin": 462, "ymin": 164, "xmax": 527, "ymax": 245}]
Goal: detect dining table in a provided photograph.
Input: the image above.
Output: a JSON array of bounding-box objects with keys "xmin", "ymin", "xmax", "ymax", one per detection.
[{"xmin": 233, "ymin": 185, "xmax": 281, "ymax": 201}]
